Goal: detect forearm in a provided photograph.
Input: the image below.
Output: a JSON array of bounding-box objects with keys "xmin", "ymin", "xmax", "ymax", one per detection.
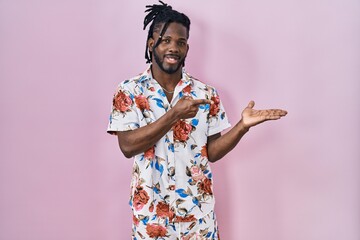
[
  {"xmin": 207, "ymin": 119, "xmax": 249, "ymax": 162},
  {"xmin": 117, "ymin": 108, "xmax": 179, "ymax": 158}
]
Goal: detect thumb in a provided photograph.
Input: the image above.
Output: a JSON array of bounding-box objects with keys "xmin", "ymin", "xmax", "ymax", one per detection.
[{"xmin": 247, "ymin": 100, "xmax": 255, "ymax": 109}]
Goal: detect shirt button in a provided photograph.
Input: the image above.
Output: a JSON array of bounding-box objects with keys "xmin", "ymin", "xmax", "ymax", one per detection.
[{"xmin": 168, "ymin": 185, "xmax": 175, "ymax": 191}]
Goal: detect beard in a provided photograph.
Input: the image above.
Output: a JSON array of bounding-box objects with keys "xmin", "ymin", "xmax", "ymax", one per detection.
[{"xmin": 153, "ymin": 50, "xmax": 186, "ymax": 74}]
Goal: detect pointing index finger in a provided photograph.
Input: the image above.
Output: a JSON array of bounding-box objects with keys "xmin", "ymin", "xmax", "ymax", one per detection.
[{"xmin": 192, "ymin": 99, "xmax": 213, "ymax": 105}]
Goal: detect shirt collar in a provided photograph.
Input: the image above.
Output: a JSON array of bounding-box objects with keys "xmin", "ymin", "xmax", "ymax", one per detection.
[{"xmin": 138, "ymin": 65, "xmax": 192, "ymax": 87}]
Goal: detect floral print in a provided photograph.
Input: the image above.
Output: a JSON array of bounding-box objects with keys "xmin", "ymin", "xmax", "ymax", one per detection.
[
  {"xmin": 133, "ymin": 210, "xmax": 220, "ymax": 239},
  {"xmin": 144, "ymin": 146, "xmax": 155, "ymax": 160},
  {"xmin": 135, "ymin": 94, "xmax": 150, "ymax": 111},
  {"xmin": 209, "ymin": 96, "xmax": 220, "ymax": 116},
  {"xmin": 173, "ymin": 120, "xmax": 193, "ymax": 142},
  {"xmin": 107, "ymin": 66, "xmax": 230, "ymax": 239},
  {"xmin": 190, "ymin": 165, "xmax": 205, "ymax": 182},
  {"xmin": 200, "ymin": 145, "xmax": 208, "ymax": 158},
  {"xmin": 113, "ymin": 90, "xmax": 133, "ymax": 113},
  {"xmin": 133, "ymin": 186, "xmax": 150, "ymax": 211},
  {"xmin": 198, "ymin": 177, "xmax": 213, "ymax": 195},
  {"xmin": 146, "ymin": 224, "xmax": 167, "ymax": 238},
  {"xmin": 155, "ymin": 201, "xmax": 172, "ymax": 219}
]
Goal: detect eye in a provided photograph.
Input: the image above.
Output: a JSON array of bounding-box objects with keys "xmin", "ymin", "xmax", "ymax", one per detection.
[
  {"xmin": 162, "ymin": 39, "xmax": 171, "ymax": 43},
  {"xmin": 178, "ymin": 41, "xmax": 186, "ymax": 47}
]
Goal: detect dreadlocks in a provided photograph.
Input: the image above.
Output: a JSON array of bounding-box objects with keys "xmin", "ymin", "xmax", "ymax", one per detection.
[{"xmin": 143, "ymin": 1, "xmax": 191, "ymax": 64}]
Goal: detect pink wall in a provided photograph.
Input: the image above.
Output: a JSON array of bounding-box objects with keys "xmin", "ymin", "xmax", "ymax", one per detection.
[{"xmin": 1, "ymin": 0, "xmax": 359, "ymax": 239}]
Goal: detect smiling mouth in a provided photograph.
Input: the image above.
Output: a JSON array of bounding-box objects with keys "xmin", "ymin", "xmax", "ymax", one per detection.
[{"xmin": 164, "ymin": 55, "xmax": 180, "ymax": 64}]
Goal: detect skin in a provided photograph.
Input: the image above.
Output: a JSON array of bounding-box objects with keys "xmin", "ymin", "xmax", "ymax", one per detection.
[{"xmin": 117, "ymin": 22, "xmax": 288, "ymax": 162}]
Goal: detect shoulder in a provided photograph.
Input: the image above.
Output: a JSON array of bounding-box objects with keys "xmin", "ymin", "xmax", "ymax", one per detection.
[{"xmin": 116, "ymin": 70, "xmax": 151, "ymax": 92}]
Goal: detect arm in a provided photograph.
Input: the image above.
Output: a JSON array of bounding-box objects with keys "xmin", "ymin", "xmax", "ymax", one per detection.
[
  {"xmin": 117, "ymin": 97, "xmax": 212, "ymax": 158},
  {"xmin": 207, "ymin": 100, "xmax": 287, "ymax": 162}
]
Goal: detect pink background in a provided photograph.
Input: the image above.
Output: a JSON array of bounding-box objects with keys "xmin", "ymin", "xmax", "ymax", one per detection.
[{"xmin": 1, "ymin": 0, "xmax": 359, "ymax": 239}]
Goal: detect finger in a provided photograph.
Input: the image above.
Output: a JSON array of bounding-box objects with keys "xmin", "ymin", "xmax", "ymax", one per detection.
[
  {"xmin": 265, "ymin": 115, "xmax": 282, "ymax": 120},
  {"xmin": 258, "ymin": 108, "xmax": 286, "ymax": 114},
  {"xmin": 192, "ymin": 99, "xmax": 213, "ymax": 106},
  {"xmin": 268, "ymin": 109, "xmax": 288, "ymax": 116},
  {"xmin": 247, "ymin": 100, "xmax": 255, "ymax": 109},
  {"xmin": 182, "ymin": 96, "xmax": 193, "ymax": 100},
  {"xmin": 277, "ymin": 110, "xmax": 288, "ymax": 116}
]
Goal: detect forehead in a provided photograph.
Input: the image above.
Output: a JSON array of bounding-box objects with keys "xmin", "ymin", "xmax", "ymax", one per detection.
[{"xmin": 155, "ymin": 22, "xmax": 188, "ymax": 39}]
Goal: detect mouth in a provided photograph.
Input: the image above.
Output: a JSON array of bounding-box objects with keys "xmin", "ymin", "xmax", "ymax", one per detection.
[{"xmin": 164, "ymin": 54, "xmax": 180, "ymax": 64}]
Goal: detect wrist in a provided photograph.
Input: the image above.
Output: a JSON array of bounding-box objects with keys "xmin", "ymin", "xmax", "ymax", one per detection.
[
  {"xmin": 167, "ymin": 108, "xmax": 181, "ymax": 125},
  {"xmin": 238, "ymin": 119, "xmax": 250, "ymax": 133}
]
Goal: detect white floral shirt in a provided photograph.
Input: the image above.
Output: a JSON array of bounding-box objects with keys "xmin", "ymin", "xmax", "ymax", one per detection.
[{"xmin": 107, "ymin": 66, "xmax": 231, "ymax": 224}]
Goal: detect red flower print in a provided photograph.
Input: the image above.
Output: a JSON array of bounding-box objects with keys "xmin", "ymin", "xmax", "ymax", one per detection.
[
  {"xmin": 183, "ymin": 85, "xmax": 192, "ymax": 94},
  {"xmin": 199, "ymin": 177, "xmax": 213, "ymax": 195},
  {"xmin": 190, "ymin": 165, "xmax": 205, "ymax": 182},
  {"xmin": 133, "ymin": 186, "xmax": 149, "ymax": 211},
  {"xmin": 173, "ymin": 120, "xmax": 192, "ymax": 142},
  {"xmin": 132, "ymin": 214, "xmax": 139, "ymax": 226},
  {"xmin": 149, "ymin": 202, "xmax": 154, "ymax": 212},
  {"xmin": 201, "ymin": 145, "xmax": 208, "ymax": 158},
  {"xmin": 144, "ymin": 146, "xmax": 155, "ymax": 160},
  {"xmin": 113, "ymin": 90, "xmax": 133, "ymax": 113},
  {"xmin": 135, "ymin": 94, "xmax": 150, "ymax": 111},
  {"xmin": 156, "ymin": 201, "xmax": 170, "ymax": 218},
  {"xmin": 174, "ymin": 214, "xmax": 196, "ymax": 222},
  {"xmin": 209, "ymin": 96, "xmax": 220, "ymax": 116},
  {"xmin": 146, "ymin": 224, "xmax": 167, "ymax": 238}
]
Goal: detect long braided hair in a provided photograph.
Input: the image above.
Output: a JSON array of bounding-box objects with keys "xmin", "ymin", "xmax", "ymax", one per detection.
[{"xmin": 143, "ymin": 1, "xmax": 191, "ymax": 64}]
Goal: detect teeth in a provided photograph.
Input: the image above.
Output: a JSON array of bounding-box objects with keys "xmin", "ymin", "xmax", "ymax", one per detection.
[{"xmin": 166, "ymin": 56, "xmax": 178, "ymax": 63}]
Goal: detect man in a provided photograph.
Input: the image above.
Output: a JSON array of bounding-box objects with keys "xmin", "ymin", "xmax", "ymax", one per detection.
[{"xmin": 107, "ymin": 1, "xmax": 287, "ymax": 239}]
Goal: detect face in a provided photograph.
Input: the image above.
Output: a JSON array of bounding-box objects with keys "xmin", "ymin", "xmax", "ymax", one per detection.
[{"xmin": 148, "ymin": 22, "xmax": 189, "ymax": 74}]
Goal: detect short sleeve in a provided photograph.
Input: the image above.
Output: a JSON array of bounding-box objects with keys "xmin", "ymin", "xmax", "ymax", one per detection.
[
  {"xmin": 207, "ymin": 88, "xmax": 231, "ymax": 136},
  {"xmin": 107, "ymin": 82, "xmax": 141, "ymax": 135}
]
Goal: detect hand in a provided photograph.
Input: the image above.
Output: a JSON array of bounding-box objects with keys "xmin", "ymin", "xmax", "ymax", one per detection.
[
  {"xmin": 172, "ymin": 96, "xmax": 212, "ymax": 120},
  {"xmin": 241, "ymin": 101, "xmax": 287, "ymax": 129}
]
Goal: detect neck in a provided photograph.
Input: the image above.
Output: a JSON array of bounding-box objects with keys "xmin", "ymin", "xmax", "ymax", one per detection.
[{"xmin": 150, "ymin": 64, "xmax": 182, "ymax": 91}]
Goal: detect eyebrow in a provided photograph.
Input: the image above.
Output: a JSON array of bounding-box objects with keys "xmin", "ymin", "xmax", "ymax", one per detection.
[{"xmin": 162, "ymin": 36, "xmax": 187, "ymax": 41}]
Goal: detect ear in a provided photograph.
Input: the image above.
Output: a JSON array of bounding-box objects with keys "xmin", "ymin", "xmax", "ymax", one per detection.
[
  {"xmin": 185, "ymin": 44, "xmax": 189, "ymax": 57},
  {"xmin": 147, "ymin": 38, "xmax": 155, "ymax": 52}
]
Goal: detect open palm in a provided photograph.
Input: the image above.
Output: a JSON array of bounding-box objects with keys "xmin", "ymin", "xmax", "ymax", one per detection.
[{"xmin": 241, "ymin": 101, "xmax": 288, "ymax": 128}]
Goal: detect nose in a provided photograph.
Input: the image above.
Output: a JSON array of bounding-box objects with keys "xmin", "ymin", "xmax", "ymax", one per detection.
[{"xmin": 168, "ymin": 41, "xmax": 179, "ymax": 53}]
